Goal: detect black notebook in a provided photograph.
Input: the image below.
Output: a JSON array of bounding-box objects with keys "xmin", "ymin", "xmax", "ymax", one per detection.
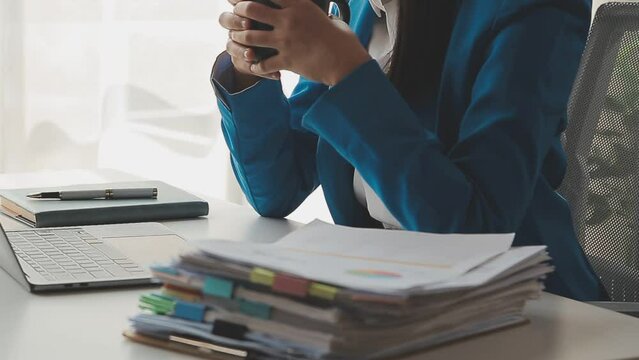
[{"xmin": 0, "ymin": 181, "xmax": 209, "ymax": 228}]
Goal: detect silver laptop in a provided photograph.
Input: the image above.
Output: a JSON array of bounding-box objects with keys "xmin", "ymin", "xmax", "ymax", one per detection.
[{"xmin": 0, "ymin": 222, "xmax": 187, "ymax": 292}]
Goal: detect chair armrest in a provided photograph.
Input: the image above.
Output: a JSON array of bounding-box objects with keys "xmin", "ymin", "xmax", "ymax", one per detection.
[{"xmin": 588, "ymin": 302, "xmax": 639, "ymax": 317}]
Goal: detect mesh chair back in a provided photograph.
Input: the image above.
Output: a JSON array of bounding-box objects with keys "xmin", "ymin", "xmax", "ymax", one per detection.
[{"xmin": 560, "ymin": 2, "xmax": 639, "ymax": 302}]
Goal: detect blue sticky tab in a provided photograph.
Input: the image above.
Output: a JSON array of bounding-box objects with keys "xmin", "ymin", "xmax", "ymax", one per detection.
[
  {"xmin": 150, "ymin": 266, "xmax": 178, "ymax": 276},
  {"xmin": 239, "ymin": 299, "xmax": 271, "ymax": 320},
  {"xmin": 173, "ymin": 301, "xmax": 206, "ymax": 322},
  {"xmin": 203, "ymin": 276, "xmax": 234, "ymax": 299}
]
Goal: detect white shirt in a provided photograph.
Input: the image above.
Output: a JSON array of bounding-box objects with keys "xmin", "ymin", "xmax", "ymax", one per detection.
[
  {"xmin": 353, "ymin": 0, "xmax": 403, "ymax": 229},
  {"xmin": 367, "ymin": 0, "xmax": 399, "ymax": 69}
]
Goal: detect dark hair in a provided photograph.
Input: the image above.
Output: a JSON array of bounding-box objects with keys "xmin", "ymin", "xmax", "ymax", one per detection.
[{"xmin": 387, "ymin": 1, "xmax": 458, "ymax": 101}]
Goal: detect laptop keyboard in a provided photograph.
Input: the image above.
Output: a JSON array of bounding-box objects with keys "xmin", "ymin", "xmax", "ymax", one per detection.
[{"xmin": 6, "ymin": 228, "xmax": 146, "ymax": 282}]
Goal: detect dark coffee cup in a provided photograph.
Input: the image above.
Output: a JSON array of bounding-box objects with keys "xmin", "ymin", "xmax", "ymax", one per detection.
[{"xmin": 247, "ymin": 0, "xmax": 351, "ymax": 62}]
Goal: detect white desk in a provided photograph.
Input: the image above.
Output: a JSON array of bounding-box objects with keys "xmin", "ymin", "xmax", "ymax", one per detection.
[{"xmin": 1, "ymin": 170, "xmax": 639, "ymax": 360}]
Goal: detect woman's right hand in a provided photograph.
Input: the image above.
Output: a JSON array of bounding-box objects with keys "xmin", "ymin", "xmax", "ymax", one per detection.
[{"xmin": 219, "ymin": 0, "xmax": 281, "ymax": 91}]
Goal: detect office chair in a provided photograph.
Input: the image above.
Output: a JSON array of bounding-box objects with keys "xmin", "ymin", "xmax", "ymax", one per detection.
[{"xmin": 560, "ymin": 2, "xmax": 639, "ymax": 316}]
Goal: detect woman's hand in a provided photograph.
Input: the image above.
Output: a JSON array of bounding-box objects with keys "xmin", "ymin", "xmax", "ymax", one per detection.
[
  {"xmin": 218, "ymin": 0, "xmax": 279, "ymax": 91},
  {"xmin": 229, "ymin": 0, "xmax": 371, "ymax": 86}
]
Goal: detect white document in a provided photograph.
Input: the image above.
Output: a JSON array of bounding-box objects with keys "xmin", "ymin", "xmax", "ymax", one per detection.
[
  {"xmin": 415, "ymin": 246, "xmax": 549, "ymax": 294},
  {"xmin": 195, "ymin": 220, "xmax": 514, "ymax": 294}
]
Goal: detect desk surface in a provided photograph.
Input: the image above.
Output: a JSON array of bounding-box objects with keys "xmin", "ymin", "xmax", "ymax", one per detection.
[{"xmin": 1, "ymin": 170, "xmax": 638, "ymax": 360}]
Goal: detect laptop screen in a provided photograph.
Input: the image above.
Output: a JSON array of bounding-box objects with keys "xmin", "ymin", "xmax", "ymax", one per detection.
[{"xmin": 0, "ymin": 224, "xmax": 31, "ymax": 291}]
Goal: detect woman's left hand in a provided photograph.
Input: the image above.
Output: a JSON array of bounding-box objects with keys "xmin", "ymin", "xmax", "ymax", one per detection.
[{"xmin": 230, "ymin": 0, "xmax": 371, "ymax": 86}]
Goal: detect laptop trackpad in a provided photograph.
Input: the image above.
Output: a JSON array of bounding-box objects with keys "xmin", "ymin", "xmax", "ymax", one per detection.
[{"xmin": 102, "ymin": 235, "xmax": 186, "ymax": 267}]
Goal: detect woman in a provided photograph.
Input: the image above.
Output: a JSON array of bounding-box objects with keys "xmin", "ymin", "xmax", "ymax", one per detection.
[{"xmin": 212, "ymin": 0, "xmax": 606, "ymax": 301}]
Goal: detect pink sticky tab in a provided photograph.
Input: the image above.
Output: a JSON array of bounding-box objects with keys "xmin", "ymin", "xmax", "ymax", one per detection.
[{"xmin": 272, "ymin": 274, "xmax": 309, "ymax": 297}]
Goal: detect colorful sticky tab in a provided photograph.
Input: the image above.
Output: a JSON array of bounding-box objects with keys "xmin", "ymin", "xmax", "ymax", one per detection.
[
  {"xmin": 139, "ymin": 293, "xmax": 176, "ymax": 315},
  {"xmin": 309, "ymin": 283, "xmax": 339, "ymax": 301},
  {"xmin": 141, "ymin": 294, "xmax": 175, "ymax": 308},
  {"xmin": 272, "ymin": 274, "xmax": 309, "ymax": 298},
  {"xmin": 250, "ymin": 267, "xmax": 275, "ymax": 287},
  {"xmin": 150, "ymin": 265, "xmax": 179, "ymax": 276},
  {"xmin": 163, "ymin": 286, "xmax": 201, "ymax": 303},
  {"xmin": 173, "ymin": 301, "xmax": 206, "ymax": 322},
  {"xmin": 203, "ymin": 276, "xmax": 234, "ymax": 299},
  {"xmin": 141, "ymin": 293, "xmax": 173, "ymax": 304},
  {"xmin": 239, "ymin": 299, "xmax": 271, "ymax": 320}
]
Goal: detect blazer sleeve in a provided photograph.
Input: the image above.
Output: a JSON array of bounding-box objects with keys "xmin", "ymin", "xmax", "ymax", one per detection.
[
  {"xmin": 212, "ymin": 52, "xmax": 327, "ymax": 217},
  {"xmin": 301, "ymin": 4, "xmax": 587, "ymax": 233}
]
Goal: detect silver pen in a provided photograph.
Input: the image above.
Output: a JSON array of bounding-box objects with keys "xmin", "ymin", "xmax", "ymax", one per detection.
[{"xmin": 27, "ymin": 188, "xmax": 158, "ymax": 200}]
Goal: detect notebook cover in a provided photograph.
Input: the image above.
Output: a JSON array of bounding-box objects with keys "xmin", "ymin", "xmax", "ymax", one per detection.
[{"xmin": 0, "ymin": 181, "xmax": 209, "ymax": 227}]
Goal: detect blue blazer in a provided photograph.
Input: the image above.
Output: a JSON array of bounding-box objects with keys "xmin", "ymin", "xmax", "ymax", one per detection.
[{"xmin": 213, "ymin": 0, "xmax": 604, "ymax": 301}]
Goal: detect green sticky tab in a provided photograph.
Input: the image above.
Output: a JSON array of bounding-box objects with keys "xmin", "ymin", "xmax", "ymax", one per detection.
[
  {"xmin": 139, "ymin": 303, "xmax": 170, "ymax": 315},
  {"xmin": 250, "ymin": 267, "xmax": 275, "ymax": 287},
  {"xmin": 239, "ymin": 299, "xmax": 271, "ymax": 320},
  {"xmin": 144, "ymin": 294, "xmax": 174, "ymax": 306},
  {"xmin": 203, "ymin": 276, "xmax": 234, "ymax": 298},
  {"xmin": 139, "ymin": 293, "xmax": 175, "ymax": 314},
  {"xmin": 309, "ymin": 283, "xmax": 338, "ymax": 301}
]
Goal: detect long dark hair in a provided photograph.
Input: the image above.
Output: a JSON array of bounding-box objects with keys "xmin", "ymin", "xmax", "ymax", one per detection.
[{"xmin": 387, "ymin": 1, "xmax": 458, "ymax": 101}]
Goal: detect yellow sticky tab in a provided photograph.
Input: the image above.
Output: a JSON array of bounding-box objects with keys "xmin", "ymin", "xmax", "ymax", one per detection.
[
  {"xmin": 250, "ymin": 267, "xmax": 275, "ymax": 286},
  {"xmin": 309, "ymin": 283, "xmax": 338, "ymax": 301},
  {"xmin": 162, "ymin": 287, "xmax": 201, "ymax": 303}
]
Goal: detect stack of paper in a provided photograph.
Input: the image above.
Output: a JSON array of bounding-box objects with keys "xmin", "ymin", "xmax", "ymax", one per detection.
[{"xmin": 124, "ymin": 220, "xmax": 552, "ymax": 359}]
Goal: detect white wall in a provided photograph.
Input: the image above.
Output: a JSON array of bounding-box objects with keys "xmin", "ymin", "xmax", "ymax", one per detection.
[{"xmin": 1, "ymin": 1, "xmax": 234, "ymax": 196}]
